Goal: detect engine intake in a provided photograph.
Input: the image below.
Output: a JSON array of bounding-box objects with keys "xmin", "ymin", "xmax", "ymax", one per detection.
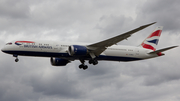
[
  {"xmin": 68, "ymin": 45, "xmax": 88, "ymax": 56},
  {"xmin": 50, "ymin": 57, "xmax": 69, "ymax": 66}
]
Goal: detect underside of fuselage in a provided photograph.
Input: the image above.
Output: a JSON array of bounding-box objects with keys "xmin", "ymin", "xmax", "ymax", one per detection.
[{"xmin": 2, "ymin": 50, "xmax": 142, "ymax": 62}]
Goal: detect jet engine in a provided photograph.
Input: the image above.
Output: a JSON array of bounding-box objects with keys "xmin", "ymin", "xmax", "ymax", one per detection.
[
  {"xmin": 50, "ymin": 57, "xmax": 69, "ymax": 66},
  {"xmin": 68, "ymin": 45, "xmax": 88, "ymax": 56}
]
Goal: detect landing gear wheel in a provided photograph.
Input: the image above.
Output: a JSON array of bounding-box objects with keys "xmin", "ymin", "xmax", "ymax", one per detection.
[
  {"xmin": 15, "ymin": 58, "xmax": 19, "ymax": 62},
  {"xmin": 93, "ymin": 61, "xmax": 98, "ymax": 65},
  {"xmin": 83, "ymin": 65, "xmax": 88, "ymax": 70},
  {"xmin": 79, "ymin": 64, "xmax": 84, "ymax": 69},
  {"xmin": 89, "ymin": 59, "xmax": 98, "ymax": 65},
  {"xmin": 79, "ymin": 59, "xmax": 88, "ymax": 70},
  {"xmin": 89, "ymin": 60, "xmax": 93, "ymax": 64},
  {"xmin": 79, "ymin": 64, "xmax": 88, "ymax": 70}
]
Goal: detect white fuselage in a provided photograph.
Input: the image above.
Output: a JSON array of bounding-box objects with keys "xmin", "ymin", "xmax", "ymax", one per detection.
[{"xmin": 1, "ymin": 40, "xmax": 160, "ymax": 62}]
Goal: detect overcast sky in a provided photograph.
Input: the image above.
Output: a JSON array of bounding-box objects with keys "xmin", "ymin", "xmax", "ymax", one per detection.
[{"xmin": 0, "ymin": 0, "xmax": 180, "ymax": 101}]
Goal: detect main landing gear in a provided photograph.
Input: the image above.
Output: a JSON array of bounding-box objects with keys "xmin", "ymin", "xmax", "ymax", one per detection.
[
  {"xmin": 79, "ymin": 59, "xmax": 88, "ymax": 70},
  {"xmin": 13, "ymin": 54, "xmax": 19, "ymax": 62},
  {"xmin": 89, "ymin": 59, "xmax": 98, "ymax": 65},
  {"xmin": 79, "ymin": 59, "xmax": 98, "ymax": 70}
]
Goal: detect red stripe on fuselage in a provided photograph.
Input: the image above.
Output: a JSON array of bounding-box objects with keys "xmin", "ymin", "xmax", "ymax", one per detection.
[
  {"xmin": 141, "ymin": 43, "xmax": 156, "ymax": 51},
  {"xmin": 15, "ymin": 41, "xmax": 35, "ymax": 43},
  {"xmin": 148, "ymin": 30, "xmax": 162, "ymax": 38}
]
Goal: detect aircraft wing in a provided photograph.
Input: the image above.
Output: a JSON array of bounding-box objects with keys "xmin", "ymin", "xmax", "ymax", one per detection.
[{"xmin": 87, "ymin": 22, "xmax": 156, "ymax": 57}]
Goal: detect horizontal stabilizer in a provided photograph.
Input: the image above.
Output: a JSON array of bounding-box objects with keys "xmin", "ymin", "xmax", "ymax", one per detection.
[{"xmin": 148, "ymin": 45, "xmax": 178, "ymax": 54}]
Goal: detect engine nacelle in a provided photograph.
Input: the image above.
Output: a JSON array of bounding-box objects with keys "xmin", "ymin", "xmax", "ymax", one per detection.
[
  {"xmin": 68, "ymin": 45, "xmax": 88, "ymax": 56},
  {"xmin": 50, "ymin": 57, "xmax": 69, "ymax": 66}
]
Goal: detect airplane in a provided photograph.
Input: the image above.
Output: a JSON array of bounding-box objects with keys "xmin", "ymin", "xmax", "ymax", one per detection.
[{"xmin": 1, "ymin": 22, "xmax": 178, "ymax": 70}]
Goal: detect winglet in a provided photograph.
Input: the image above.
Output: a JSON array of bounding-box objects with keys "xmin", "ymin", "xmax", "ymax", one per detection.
[{"xmin": 141, "ymin": 22, "xmax": 156, "ymax": 28}]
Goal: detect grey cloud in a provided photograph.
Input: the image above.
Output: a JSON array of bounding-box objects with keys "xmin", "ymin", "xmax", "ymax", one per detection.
[
  {"xmin": 142, "ymin": 61, "xmax": 180, "ymax": 86},
  {"xmin": 1, "ymin": 0, "xmax": 180, "ymax": 101},
  {"xmin": 28, "ymin": 69, "xmax": 83, "ymax": 98},
  {"xmin": 136, "ymin": 0, "xmax": 180, "ymax": 32},
  {"xmin": 96, "ymin": 15, "xmax": 134, "ymax": 38},
  {"xmin": 0, "ymin": 0, "xmax": 30, "ymax": 19}
]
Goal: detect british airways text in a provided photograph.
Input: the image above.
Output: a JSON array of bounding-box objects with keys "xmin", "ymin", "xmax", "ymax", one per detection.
[{"xmin": 24, "ymin": 45, "xmax": 52, "ymax": 49}]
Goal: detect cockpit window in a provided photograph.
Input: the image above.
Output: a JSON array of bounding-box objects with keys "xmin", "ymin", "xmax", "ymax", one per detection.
[{"xmin": 6, "ymin": 42, "xmax": 12, "ymax": 45}]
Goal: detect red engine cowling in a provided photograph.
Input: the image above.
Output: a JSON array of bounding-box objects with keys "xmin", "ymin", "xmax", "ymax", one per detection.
[{"xmin": 50, "ymin": 57, "xmax": 69, "ymax": 66}]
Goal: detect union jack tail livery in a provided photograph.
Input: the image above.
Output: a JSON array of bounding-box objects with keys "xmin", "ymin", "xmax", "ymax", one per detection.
[{"xmin": 141, "ymin": 26, "xmax": 163, "ymax": 51}]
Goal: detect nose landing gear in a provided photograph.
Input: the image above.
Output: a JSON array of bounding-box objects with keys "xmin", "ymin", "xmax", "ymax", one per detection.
[
  {"xmin": 15, "ymin": 58, "xmax": 19, "ymax": 62},
  {"xmin": 13, "ymin": 54, "xmax": 19, "ymax": 62}
]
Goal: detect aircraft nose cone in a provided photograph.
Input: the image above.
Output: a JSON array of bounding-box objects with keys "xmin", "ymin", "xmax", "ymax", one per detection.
[
  {"xmin": 1, "ymin": 47, "xmax": 5, "ymax": 52},
  {"xmin": 1, "ymin": 47, "xmax": 7, "ymax": 53},
  {"xmin": 1, "ymin": 47, "xmax": 9, "ymax": 54}
]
